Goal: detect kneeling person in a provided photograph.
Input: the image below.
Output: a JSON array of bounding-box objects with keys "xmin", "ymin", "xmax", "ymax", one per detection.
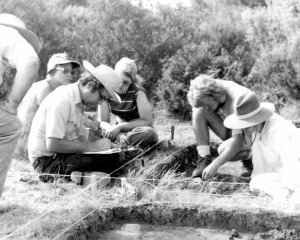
[
  {"xmin": 28, "ymin": 61, "xmax": 122, "ymax": 183},
  {"xmin": 99, "ymin": 57, "xmax": 159, "ymax": 149}
]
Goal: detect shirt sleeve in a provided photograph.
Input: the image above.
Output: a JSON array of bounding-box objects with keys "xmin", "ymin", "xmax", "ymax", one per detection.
[
  {"xmin": 45, "ymin": 98, "xmax": 70, "ymax": 139},
  {"xmin": 269, "ymin": 123, "xmax": 300, "ymax": 175},
  {"xmin": 7, "ymin": 34, "xmax": 39, "ymax": 67}
]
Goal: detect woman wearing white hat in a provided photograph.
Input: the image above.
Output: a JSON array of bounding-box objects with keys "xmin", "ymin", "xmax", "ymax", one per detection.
[
  {"xmin": 224, "ymin": 93, "xmax": 300, "ymax": 204},
  {"xmin": 0, "ymin": 13, "xmax": 40, "ymax": 197}
]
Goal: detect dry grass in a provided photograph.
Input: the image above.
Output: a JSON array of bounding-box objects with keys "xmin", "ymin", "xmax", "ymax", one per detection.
[{"xmin": 0, "ymin": 109, "xmax": 297, "ymax": 240}]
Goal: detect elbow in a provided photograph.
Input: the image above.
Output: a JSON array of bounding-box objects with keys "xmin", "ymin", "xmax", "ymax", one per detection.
[
  {"xmin": 141, "ymin": 116, "xmax": 153, "ymax": 127},
  {"xmin": 46, "ymin": 138, "xmax": 58, "ymax": 152},
  {"xmin": 147, "ymin": 119, "xmax": 154, "ymax": 127},
  {"xmin": 27, "ymin": 58, "xmax": 40, "ymax": 72}
]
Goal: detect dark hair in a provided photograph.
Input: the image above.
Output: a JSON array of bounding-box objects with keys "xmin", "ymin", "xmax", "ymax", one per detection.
[{"xmin": 79, "ymin": 71, "xmax": 104, "ymax": 93}]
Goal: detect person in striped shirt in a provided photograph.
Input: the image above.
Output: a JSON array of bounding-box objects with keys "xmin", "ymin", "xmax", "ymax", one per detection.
[{"xmin": 98, "ymin": 57, "xmax": 158, "ymax": 149}]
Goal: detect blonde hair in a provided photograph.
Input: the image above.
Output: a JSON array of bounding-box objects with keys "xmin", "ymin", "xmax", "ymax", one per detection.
[
  {"xmin": 187, "ymin": 74, "xmax": 225, "ymax": 108},
  {"xmin": 115, "ymin": 57, "xmax": 138, "ymax": 83}
]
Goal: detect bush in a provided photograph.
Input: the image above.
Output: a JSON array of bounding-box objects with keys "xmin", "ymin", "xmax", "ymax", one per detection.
[{"xmin": 1, "ymin": 0, "xmax": 300, "ymax": 119}]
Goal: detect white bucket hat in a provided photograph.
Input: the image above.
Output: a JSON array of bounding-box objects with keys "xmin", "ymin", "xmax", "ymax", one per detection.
[
  {"xmin": 224, "ymin": 92, "xmax": 274, "ymax": 129},
  {"xmin": 47, "ymin": 53, "xmax": 81, "ymax": 73},
  {"xmin": 83, "ymin": 60, "xmax": 121, "ymax": 103},
  {"xmin": 0, "ymin": 13, "xmax": 41, "ymax": 53}
]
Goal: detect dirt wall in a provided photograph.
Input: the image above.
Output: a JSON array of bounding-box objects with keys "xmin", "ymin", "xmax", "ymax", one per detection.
[{"xmin": 65, "ymin": 203, "xmax": 300, "ymax": 240}]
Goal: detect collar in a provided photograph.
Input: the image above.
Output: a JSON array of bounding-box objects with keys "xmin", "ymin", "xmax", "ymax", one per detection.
[{"xmin": 70, "ymin": 82, "xmax": 82, "ymax": 106}]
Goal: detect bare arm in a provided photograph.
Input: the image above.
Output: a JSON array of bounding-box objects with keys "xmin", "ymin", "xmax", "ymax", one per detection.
[
  {"xmin": 6, "ymin": 57, "xmax": 40, "ymax": 114},
  {"xmin": 46, "ymin": 137, "xmax": 90, "ymax": 153},
  {"xmin": 202, "ymin": 134, "xmax": 244, "ymax": 179},
  {"xmin": 213, "ymin": 134, "xmax": 244, "ymax": 167},
  {"xmin": 82, "ymin": 115, "xmax": 99, "ymax": 131},
  {"xmin": 117, "ymin": 91, "xmax": 154, "ymax": 131}
]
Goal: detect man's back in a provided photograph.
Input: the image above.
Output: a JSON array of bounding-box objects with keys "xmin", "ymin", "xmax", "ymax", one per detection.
[
  {"xmin": 28, "ymin": 83, "xmax": 84, "ymax": 161},
  {"xmin": 18, "ymin": 79, "xmax": 53, "ymax": 124}
]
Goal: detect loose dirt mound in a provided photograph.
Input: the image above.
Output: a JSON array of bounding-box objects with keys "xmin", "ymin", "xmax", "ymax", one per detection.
[{"xmin": 253, "ymin": 229, "xmax": 300, "ymax": 240}]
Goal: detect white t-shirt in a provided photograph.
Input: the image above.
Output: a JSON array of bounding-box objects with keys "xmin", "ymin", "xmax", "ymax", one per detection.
[
  {"xmin": 28, "ymin": 83, "xmax": 86, "ymax": 162},
  {"xmin": 18, "ymin": 79, "xmax": 54, "ymax": 127},
  {"xmin": 0, "ymin": 25, "xmax": 39, "ymax": 102}
]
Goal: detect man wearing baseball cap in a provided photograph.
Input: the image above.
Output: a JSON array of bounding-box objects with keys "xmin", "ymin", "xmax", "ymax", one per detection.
[
  {"xmin": 16, "ymin": 53, "xmax": 81, "ymax": 160},
  {"xmin": 0, "ymin": 13, "xmax": 40, "ymax": 197},
  {"xmin": 28, "ymin": 61, "xmax": 122, "ymax": 185}
]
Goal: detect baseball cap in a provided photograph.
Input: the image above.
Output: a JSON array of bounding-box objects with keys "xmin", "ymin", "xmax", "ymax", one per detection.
[{"xmin": 47, "ymin": 53, "xmax": 80, "ymax": 73}]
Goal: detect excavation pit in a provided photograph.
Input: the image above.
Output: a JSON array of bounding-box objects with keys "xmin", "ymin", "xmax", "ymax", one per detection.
[
  {"xmin": 98, "ymin": 223, "xmax": 253, "ymax": 240},
  {"xmin": 65, "ymin": 203, "xmax": 300, "ymax": 240}
]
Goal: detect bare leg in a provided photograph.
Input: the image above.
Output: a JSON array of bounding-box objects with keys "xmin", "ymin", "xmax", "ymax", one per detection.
[{"xmin": 192, "ymin": 107, "xmax": 229, "ymax": 145}]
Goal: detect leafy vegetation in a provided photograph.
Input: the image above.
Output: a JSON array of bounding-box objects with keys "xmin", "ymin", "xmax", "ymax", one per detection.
[{"xmin": 1, "ymin": 0, "xmax": 300, "ymax": 119}]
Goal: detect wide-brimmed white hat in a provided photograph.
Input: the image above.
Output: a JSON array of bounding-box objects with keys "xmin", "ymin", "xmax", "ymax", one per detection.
[
  {"xmin": 83, "ymin": 60, "xmax": 121, "ymax": 103},
  {"xmin": 47, "ymin": 53, "xmax": 81, "ymax": 73},
  {"xmin": 224, "ymin": 92, "xmax": 274, "ymax": 129},
  {"xmin": 0, "ymin": 13, "xmax": 41, "ymax": 53}
]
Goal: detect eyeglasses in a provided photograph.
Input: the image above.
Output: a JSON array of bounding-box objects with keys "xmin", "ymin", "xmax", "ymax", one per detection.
[{"xmin": 56, "ymin": 67, "xmax": 76, "ymax": 75}]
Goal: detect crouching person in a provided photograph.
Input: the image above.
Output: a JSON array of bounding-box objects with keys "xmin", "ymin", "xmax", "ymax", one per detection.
[
  {"xmin": 224, "ymin": 93, "xmax": 300, "ymax": 205},
  {"xmin": 186, "ymin": 74, "xmax": 254, "ymax": 179},
  {"xmin": 99, "ymin": 57, "xmax": 159, "ymax": 149},
  {"xmin": 28, "ymin": 60, "xmax": 122, "ymax": 186}
]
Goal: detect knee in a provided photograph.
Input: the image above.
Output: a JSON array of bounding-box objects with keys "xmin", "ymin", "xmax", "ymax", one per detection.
[
  {"xmin": 217, "ymin": 141, "xmax": 227, "ymax": 155},
  {"xmin": 141, "ymin": 127, "xmax": 159, "ymax": 143},
  {"xmin": 127, "ymin": 126, "xmax": 159, "ymax": 147},
  {"xmin": 236, "ymin": 149, "xmax": 251, "ymax": 160},
  {"xmin": 193, "ymin": 107, "xmax": 207, "ymax": 120}
]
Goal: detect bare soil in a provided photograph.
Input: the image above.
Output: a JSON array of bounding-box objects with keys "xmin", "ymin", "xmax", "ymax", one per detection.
[
  {"xmin": 65, "ymin": 204, "xmax": 300, "ymax": 240},
  {"xmin": 98, "ymin": 223, "xmax": 254, "ymax": 240}
]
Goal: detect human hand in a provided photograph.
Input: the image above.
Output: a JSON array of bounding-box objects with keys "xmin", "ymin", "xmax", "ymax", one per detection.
[
  {"xmin": 103, "ymin": 125, "xmax": 121, "ymax": 141},
  {"xmin": 119, "ymin": 134, "xmax": 129, "ymax": 146},
  {"xmin": 88, "ymin": 138, "xmax": 111, "ymax": 152},
  {"xmin": 191, "ymin": 168, "xmax": 203, "ymax": 178},
  {"xmin": 201, "ymin": 162, "xmax": 219, "ymax": 180}
]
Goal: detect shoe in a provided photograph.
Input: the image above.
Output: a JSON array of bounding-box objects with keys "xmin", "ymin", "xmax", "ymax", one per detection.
[
  {"xmin": 192, "ymin": 155, "xmax": 212, "ymax": 178},
  {"xmin": 240, "ymin": 158, "xmax": 253, "ymax": 177},
  {"xmin": 70, "ymin": 171, "xmax": 111, "ymax": 188}
]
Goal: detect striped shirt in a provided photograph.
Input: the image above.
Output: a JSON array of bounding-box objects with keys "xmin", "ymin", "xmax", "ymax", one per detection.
[{"xmin": 110, "ymin": 83, "xmax": 142, "ymax": 121}]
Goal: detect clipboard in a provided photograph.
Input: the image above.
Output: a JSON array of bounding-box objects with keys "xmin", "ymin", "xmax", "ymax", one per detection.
[{"xmin": 83, "ymin": 146, "xmax": 138, "ymax": 154}]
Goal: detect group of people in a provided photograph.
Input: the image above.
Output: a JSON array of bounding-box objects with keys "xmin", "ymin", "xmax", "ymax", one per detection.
[
  {"xmin": 1, "ymin": 13, "xmax": 300, "ymax": 204},
  {"xmin": 187, "ymin": 75, "xmax": 300, "ymax": 203},
  {"xmin": 0, "ymin": 13, "xmax": 158, "ymax": 195}
]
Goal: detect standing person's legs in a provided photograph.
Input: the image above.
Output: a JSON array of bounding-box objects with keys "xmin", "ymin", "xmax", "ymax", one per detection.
[
  {"xmin": 14, "ymin": 122, "xmax": 30, "ymax": 160},
  {"xmin": 0, "ymin": 109, "xmax": 22, "ymax": 196}
]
